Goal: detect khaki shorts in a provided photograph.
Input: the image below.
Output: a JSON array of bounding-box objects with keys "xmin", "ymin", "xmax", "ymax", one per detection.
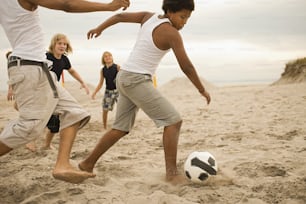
[
  {"xmin": 0, "ymin": 64, "xmax": 90, "ymax": 148},
  {"xmin": 112, "ymin": 70, "xmax": 181, "ymax": 132}
]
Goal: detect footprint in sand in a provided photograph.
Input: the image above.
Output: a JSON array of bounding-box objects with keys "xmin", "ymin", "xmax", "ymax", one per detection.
[
  {"xmin": 270, "ymin": 130, "xmax": 298, "ymax": 141},
  {"xmin": 20, "ymin": 187, "xmax": 84, "ymax": 204},
  {"xmin": 234, "ymin": 162, "xmax": 287, "ymax": 178},
  {"xmin": 259, "ymin": 165, "xmax": 286, "ymax": 177}
]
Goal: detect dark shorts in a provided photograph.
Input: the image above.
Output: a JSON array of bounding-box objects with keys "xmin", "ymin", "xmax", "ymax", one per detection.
[
  {"xmin": 46, "ymin": 115, "xmax": 60, "ymax": 133},
  {"xmin": 103, "ymin": 89, "xmax": 119, "ymax": 111}
]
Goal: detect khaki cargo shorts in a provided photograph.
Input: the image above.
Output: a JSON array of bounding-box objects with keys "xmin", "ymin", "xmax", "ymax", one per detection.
[
  {"xmin": 0, "ymin": 64, "xmax": 90, "ymax": 148},
  {"xmin": 112, "ymin": 70, "xmax": 181, "ymax": 132}
]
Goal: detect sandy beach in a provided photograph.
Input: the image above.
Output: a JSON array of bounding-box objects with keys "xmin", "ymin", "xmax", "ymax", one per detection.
[{"xmin": 0, "ymin": 77, "xmax": 306, "ymax": 204}]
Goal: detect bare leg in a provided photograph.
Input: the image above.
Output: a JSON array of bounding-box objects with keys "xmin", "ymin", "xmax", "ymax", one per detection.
[
  {"xmin": 102, "ymin": 110, "xmax": 108, "ymax": 129},
  {"xmin": 44, "ymin": 130, "xmax": 55, "ymax": 149},
  {"xmin": 52, "ymin": 122, "xmax": 95, "ymax": 184},
  {"xmin": 79, "ymin": 129, "xmax": 127, "ymax": 173},
  {"xmin": 163, "ymin": 120, "xmax": 187, "ymax": 184},
  {"xmin": 0, "ymin": 141, "xmax": 13, "ymax": 156}
]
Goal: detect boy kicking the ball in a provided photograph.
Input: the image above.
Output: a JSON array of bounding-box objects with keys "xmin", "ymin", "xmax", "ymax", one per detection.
[{"xmin": 79, "ymin": 0, "xmax": 211, "ymax": 184}]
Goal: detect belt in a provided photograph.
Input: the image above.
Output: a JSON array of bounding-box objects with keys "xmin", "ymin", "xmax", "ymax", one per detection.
[
  {"xmin": 7, "ymin": 58, "xmax": 58, "ymax": 98},
  {"xmin": 8, "ymin": 60, "xmax": 43, "ymax": 69},
  {"xmin": 106, "ymin": 89, "xmax": 118, "ymax": 93}
]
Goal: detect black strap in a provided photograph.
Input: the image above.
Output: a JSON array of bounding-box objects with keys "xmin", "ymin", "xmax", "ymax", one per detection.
[
  {"xmin": 42, "ymin": 62, "xmax": 59, "ymax": 98},
  {"xmin": 8, "ymin": 60, "xmax": 43, "ymax": 68}
]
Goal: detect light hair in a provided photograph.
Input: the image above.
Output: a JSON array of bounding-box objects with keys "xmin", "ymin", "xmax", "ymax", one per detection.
[
  {"xmin": 101, "ymin": 51, "xmax": 113, "ymax": 66},
  {"xmin": 48, "ymin": 33, "xmax": 73, "ymax": 55}
]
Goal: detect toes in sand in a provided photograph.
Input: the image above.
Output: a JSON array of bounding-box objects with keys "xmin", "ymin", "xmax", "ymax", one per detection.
[{"xmin": 53, "ymin": 169, "xmax": 96, "ymax": 184}]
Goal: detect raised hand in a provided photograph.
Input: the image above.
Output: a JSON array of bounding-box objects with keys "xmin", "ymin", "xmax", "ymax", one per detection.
[
  {"xmin": 87, "ymin": 28, "xmax": 102, "ymax": 39},
  {"xmin": 109, "ymin": 0, "xmax": 130, "ymax": 11},
  {"xmin": 201, "ymin": 90, "xmax": 211, "ymax": 105}
]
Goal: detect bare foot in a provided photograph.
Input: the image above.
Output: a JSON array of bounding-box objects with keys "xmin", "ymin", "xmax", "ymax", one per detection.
[
  {"xmin": 41, "ymin": 144, "xmax": 55, "ymax": 150},
  {"xmin": 166, "ymin": 174, "xmax": 189, "ymax": 185},
  {"xmin": 25, "ymin": 142, "xmax": 37, "ymax": 152},
  {"xmin": 52, "ymin": 168, "xmax": 96, "ymax": 184},
  {"xmin": 78, "ymin": 161, "xmax": 94, "ymax": 173}
]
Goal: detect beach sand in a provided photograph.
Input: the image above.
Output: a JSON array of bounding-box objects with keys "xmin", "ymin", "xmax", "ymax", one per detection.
[{"xmin": 0, "ymin": 78, "xmax": 306, "ymax": 204}]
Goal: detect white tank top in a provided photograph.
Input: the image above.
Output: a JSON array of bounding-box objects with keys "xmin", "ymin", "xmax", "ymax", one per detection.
[
  {"xmin": 122, "ymin": 13, "xmax": 171, "ymax": 75},
  {"xmin": 0, "ymin": 0, "xmax": 46, "ymax": 61}
]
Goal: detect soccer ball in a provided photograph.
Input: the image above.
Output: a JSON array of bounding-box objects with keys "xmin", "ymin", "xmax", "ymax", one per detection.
[{"xmin": 184, "ymin": 151, "xmax": 218, "ymax": 182}]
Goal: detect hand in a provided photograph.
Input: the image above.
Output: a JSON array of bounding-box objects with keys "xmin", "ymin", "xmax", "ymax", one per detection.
[
  {"xmin": 200, "ymin": 90, "xmax": 211, "ymax": 105},
  {"xmin": 87, "ymin": 28, "xmax": 102, "ymax": 39},
  {"xmin": 80, "ymin": 83, "xmax": 90, "ymax": 95},
  {"xmin": 7, "ymin": 89, "xmax": 14, "ymax": 101},
  {"xmin": 109, "ymin": 0, "xmax": 130, "ymax": 11}
]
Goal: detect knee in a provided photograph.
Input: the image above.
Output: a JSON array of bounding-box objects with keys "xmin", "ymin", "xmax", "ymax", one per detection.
[
  {"xmin": 165, "ymin": 120, "xmax": 182, "ymax": 132},
  {"xmin": 112, "ymin": 129, "xmax": 128, "ymax": 138},
  {"xmin": 19, "ymin": 119, "xmax": 46, "ymax": 139},
  {"xmin": 1, "ymin": 119, "xmax": 44, "ymax": 148},
  {"xmin": 175, "ymin": 120, "xmax": 183, "ymax": 129},
  {"xmin": 119, "ymin": 129, "xmax": 129, "ymax": 138}
]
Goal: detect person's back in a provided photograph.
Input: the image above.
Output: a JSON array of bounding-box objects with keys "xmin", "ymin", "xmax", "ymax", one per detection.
[
  {"xmin": 0, "ymin": 0, "xmax": 58, "ymax": 151},
  {"xmin": 122, "ymin": 13, "xmax": 170, "ymax": 75},
  {"xmin": 0, "ymin": 0, "xmax": 130, "ymax": 184},
  {"xmin": 0, "ymin": 0, "xmax": 45, "ymax": 61}
]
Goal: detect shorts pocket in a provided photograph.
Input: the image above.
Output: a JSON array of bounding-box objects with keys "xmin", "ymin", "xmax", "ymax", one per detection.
[
  {"xmin": 121, "ymin": 75, "xmax": 147, "ymax": 87},
  {"xmin": 7, "ymin": 74, "xmax": 25, "ymax": 86}
]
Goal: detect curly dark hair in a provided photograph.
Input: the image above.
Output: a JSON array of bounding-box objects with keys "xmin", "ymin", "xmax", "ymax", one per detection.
[{"xmin": 162, "ymin": 0, "xmax": 194, "ymax": 14}]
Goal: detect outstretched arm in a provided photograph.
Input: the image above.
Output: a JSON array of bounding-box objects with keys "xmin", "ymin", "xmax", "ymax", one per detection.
[
  {"xmin": 24, "ymin": 0, "xmax": 130, "ymax": 12},
  {"xmin": 163, "ymin": 25, "xmax": 211, "ymax": 104},
  {"xmin": 87, "ymin": 12, "xmax": 152, "ymax": 39},
  {"xmin": 68, "ymin": 68, "xmax": 90, "ymax": 95},
  {"xmin": 92, "ymin": 71, "xmax": 104, "ymax": 100}
]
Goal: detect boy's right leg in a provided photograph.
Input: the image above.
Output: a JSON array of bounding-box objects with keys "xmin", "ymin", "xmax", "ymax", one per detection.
[
  {"xmin": 163, "ymin": 120, "xmax": 187, "ymax": 184},
  {"xmin": 79, "ymin": 129, "xmax": 127, "ymax": 173},
  {"xmin": 52, "ymin": 122, "xmax": 95, "ymax": 183},
  {"xmin": 51, "ymin": 80, "xmax": 92, "ymax": 183}
]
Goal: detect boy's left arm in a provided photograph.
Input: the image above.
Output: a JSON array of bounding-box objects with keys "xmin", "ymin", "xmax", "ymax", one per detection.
[{"xmin": 168, "ymin": 29, "xmax": 211, "ymax": 104}]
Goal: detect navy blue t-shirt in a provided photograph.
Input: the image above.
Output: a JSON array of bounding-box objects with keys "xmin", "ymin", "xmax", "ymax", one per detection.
[
  {"xmin": 46, "ymin": 52, "xmax": 71, "ymax": 81},
  {"xmin": 102, "ymin": 64, "xmax": 118, "ymax": 90}
]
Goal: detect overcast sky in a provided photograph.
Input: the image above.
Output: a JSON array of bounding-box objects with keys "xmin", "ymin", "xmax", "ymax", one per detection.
[
  {"xmin": 1, "ymin": 0, "xmax": 305, "ymax": 47},
  {"xmin": 1, "ymin": 0, "xmax": 306, "ymax": 88}
]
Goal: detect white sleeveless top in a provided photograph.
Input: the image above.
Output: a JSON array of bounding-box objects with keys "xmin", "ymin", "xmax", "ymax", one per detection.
[
  {"xmin": 0, "ymin": 0, "xmax": 46, "ymax": 61},
  {"xmin": 122, "ymin": 13, "xmax": 171, "ymax": 75}
]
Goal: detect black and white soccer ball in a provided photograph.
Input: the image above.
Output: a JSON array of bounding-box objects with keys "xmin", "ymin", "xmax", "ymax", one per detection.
[{"xmin": 184, "ymin": 151, "xmax": 218, "ymax": 183}]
